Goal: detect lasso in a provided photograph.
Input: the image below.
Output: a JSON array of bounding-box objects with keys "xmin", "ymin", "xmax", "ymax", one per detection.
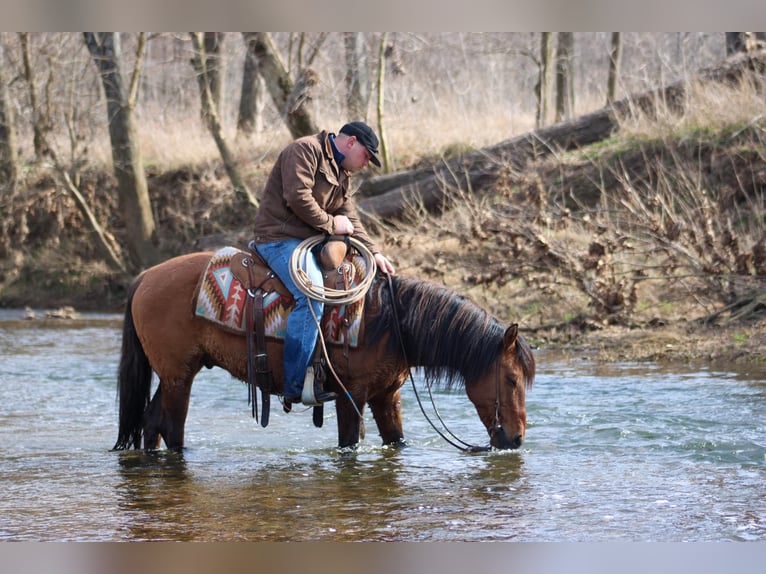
[
  {"xmin": 288, "ymin": 234, "xmax": 377, "ymax": 421},
  {"xmin": 288, "ymin": 235, "xmax": 377, "ymax": 304}
]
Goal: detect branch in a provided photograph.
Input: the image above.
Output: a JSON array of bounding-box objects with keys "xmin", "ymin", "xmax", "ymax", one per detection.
[
  {"xmin": 305, "ymin": 32, "xmax": 328, "ymax": 67},
  {"xmin": 60, "ymin": 170, "xmax": 127, "ymax": 274},
  {"xmin": 127, "ymin": 32, "xmax": 146, "ymax": 110}
]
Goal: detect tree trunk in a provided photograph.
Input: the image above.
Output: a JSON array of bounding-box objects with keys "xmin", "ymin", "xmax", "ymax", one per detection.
[
  {"xmin": 607, "ymin": 32, "xmax": 622, "ymax": 104},
  {"xmin": 243, "ymin": 32, "xmax": 318, "ymax": 138},
  {"xmin": 536, "ymin": 32, "xmax": 555, "ymax": 128},
  {"xmin": 344, "ymin": 32, "xmax": 370, "ymax": 120},
  {"xmin": 357, "ymin": 50, "xmax": 766, "ymax": 223},
  {"xmin": 376, "ymin": 32, "xmax": 392, "ymax": 173},
  {"xmin": 194, "ymin": 32, "xmax": 224, "ymax": 125},
  {"xmin": 237, "ymin": 33, "xmax": 265, "ymax": 136},
  {"xmin": 190, "ymin": 33, "xmax": 258, "ymax": 208},
  {"xmin": 0, "ymin": 40, "xmax": 20, "ymax": 192},
  {"xmin": 83, "ymin": 32, "xmax": 159, "ymax": 272},
  {"xmin": 18, "ymin": 33, "xmax": 48, "ymax": 161},
  {"xmin": 555, "ymin": 32, "xmax": 575, "ymax": 122}
]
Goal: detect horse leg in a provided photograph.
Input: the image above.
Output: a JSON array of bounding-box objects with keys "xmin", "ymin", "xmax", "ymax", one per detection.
[
  {"xmin": 142, "ymin": 384, "xmax": 163, "ymax": 450},
  {"xmin": 142, "ymin": 379, "xmax": 193, "ymax": 451},
  {"xmin": 368, "ymin": 388, "xmax": 406, "ymax": 447},
  {"xmin": 335, "ymin": 393, "xmax": 367, "ymax": 449}
]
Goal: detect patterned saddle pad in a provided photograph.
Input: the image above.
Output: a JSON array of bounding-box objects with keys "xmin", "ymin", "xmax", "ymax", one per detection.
[{"xmin": 194, "ymin": 246, "xmax": 368, "ymax": 347}]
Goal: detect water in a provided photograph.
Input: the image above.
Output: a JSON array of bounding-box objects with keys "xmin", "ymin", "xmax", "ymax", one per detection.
[{"xmin": 1, "ymin": 311, "xmax": 764, "ymax": 541}]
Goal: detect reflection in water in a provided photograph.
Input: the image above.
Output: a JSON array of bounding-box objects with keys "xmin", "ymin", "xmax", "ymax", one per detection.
[
  {"xmin": 115, "ymin": 451, "xmax": 196, "ymax": 541},
  {"xmin": 109, "ymin": 445, "xmax": 531, "ymax": 542},
  {"xmin": 1, "ymin": 317, "xmax": 765, "ymax": 541}
]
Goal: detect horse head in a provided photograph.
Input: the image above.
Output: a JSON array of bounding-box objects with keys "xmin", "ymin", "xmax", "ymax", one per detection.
[{"xmin": 466, "ymin": 324, "xmax": 535, "ymax": 450}]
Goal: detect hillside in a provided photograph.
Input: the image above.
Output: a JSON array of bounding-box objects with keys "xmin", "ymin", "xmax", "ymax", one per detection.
[{"xmin": 1, "ymin": 68, "xmax": 765, "ymax": 365}]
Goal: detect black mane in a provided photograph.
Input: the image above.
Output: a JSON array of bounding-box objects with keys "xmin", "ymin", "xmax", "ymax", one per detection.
[{"xmin": 365, "ymin": 275, "xmax": 533, "ymax": 389}]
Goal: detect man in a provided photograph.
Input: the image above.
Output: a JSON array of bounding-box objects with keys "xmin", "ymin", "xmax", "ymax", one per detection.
[{"xmin": 252, "ymin": 121, "xmax": 396, "ymax": 406}]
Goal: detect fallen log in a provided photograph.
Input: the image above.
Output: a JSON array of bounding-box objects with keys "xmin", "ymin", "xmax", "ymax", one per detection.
[{"xmin": 357, "ymin": 50, "xmax": 766, "ymax": 223}]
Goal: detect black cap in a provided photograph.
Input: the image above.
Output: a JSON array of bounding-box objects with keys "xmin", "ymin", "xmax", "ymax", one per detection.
[{"xmin": 339, "ymin": 121, "xmax": 381, "ymax": 167}]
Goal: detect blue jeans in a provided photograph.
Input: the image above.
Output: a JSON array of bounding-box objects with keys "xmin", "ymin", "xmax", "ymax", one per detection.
[{"xmin": 255, "ymin": 239, "xmax": 324, "ymax": 397}]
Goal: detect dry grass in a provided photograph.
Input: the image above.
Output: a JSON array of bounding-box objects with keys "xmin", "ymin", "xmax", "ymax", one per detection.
[
  {"xmin": 64, "ymin": 98, "xmax": 541, "ymax": 176},
  {"xmin": 618, "ymin": 76, "xmax": 766, "ymax": 140}
]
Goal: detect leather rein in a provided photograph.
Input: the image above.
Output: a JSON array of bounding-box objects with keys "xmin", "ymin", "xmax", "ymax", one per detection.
[{"xmin": 384, "ymin": 274, "xmax": 495, "ymax": 453}]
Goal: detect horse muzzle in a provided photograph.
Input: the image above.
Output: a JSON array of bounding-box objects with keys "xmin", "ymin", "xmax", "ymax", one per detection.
[{"xmin": 489, "ymin": 425, "xmax": 524, "ymax": 450}]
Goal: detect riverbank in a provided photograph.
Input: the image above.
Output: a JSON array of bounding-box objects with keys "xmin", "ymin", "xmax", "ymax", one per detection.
[{"xmin": 2, "ymin": 82, "xmax": 764, "ymax": 366}]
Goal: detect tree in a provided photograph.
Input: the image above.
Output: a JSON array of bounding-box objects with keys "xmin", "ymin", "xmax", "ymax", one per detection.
[
  {"xmin": 194, "ymin": 32, "xmax": 223, "ymax": 125},
  {"xmin": 190, "ymin": 32, "xmax": 258, "ymax": 208},
  {"xmin": 376, "ymin": 32, "xmax": 392, "ymax": 173},
  {"xmin": 243, "ymin": 32, "xmax": 319, "ymax": 139},
  {"xmin": 0, "ymin": 39, "xmax": 19, "ymax": 192},
  {"xmin": 344, "ymin": 32, "xmax": 370, "ymax": 120},
  {"xmin": 237, "ymin": 33, "xmax": 265, "ymax": 136},
  {"xmin": 555, "ymin": 32, "xmax": 575, "ymax": 122},
  {"xmin": 18, "ymin": 33, "xmax": 49, "ymax": 161},
  {"xmin": 606, "ymin": 32, "xmax": 622, "ymax": 104},
  {"xmin": 35, "ymin": 37, "xmax": 129, "ymax": 274},
  {"xmin": 83, "ymin": 32, "xmax": 159, "ymax": 272},
  {"xmin": 536, "ymin": 32, "xmax": 555, "ymax": 128}
]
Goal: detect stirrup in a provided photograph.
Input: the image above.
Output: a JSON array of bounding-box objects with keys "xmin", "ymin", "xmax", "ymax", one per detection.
[
  {"xmin": 300, "ymin": 366, "xmax": 337, "ymax": 405},
  {"xmin": 300, "ymin": 366, "xmax": 319, "ymax": 406}
]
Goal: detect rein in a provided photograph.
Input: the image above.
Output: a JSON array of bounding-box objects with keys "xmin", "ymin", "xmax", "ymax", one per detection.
[
  {"xmin": 286, "ymin": 237, "xmax": 500, "ymax": 451},
  {"xmin": 384, "ymin": 274, "xmax": 493, "ymax": 453}
]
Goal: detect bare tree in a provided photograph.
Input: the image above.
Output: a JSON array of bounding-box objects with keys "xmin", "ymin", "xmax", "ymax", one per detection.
[
  {"xmin": 243, "ymin": 32, "xmax": 319, "ymax": 138},
  {"xmin": 83, "ymin": 32, "xmax": 159, "ymax": 272},
  {"xmin": 536, "ymin": 32, "xmax": 555, "ymax": 128},
  {"xmin": 18, "ymin": 33, "xmax": 49, "ymax": 161},
  {"xmin": 344, "ymin": 32, "xmax": 370, "ymax": 120},
  {"xmin": 0, "ymin": 39, "xmax": 19, "ymax": 192},
  {"xmin": 193, "ymin": 32, "xmax": 224, "ymax": 125},
  {"xmin": 376, "ymin": 32, "xmax": 392, "ymax": 173},
  {"xmin": 555, "ymin": 32, "xmax": 575, "ymax": 122},
  {"xmin": 237, "ymin": 33, "xmax": 265, "ymax": 136},
  {"xmin": 189, "ymin": 32, "xmax": 258, "ymax": 207},
  {"xmin": 607, "ymin": 32, "xmax": 622, "ymax": 104},
  {"xmin": 190, "ymin": 32, "xmax": 258, "ymax": 208},
  {"xmin": 37, "ymin": 37, "xmax": 128, "ymax": 273}
]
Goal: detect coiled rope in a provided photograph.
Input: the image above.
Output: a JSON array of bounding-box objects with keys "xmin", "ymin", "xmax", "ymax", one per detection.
[
  {"xmin": 288, "ymin": 235, "xmax": 376, "ymax": 304},
  {"xmin": 288, "ymin": 234, "xmax": 376, "ymax": 422}
]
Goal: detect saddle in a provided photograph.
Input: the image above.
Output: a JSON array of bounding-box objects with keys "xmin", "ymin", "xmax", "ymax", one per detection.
[
  {"xmin": 234, "ymin": 237, "xmax": 357, "ymax": 429},
  {"xmin": 229, "ymin": 236, "xmax": 355, "ymax": 297}
]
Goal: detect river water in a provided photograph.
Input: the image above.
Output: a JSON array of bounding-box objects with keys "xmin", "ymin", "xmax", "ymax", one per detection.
[{"xmin": 0, "ymin": 310, "xmax": 764, "ymax": 542}]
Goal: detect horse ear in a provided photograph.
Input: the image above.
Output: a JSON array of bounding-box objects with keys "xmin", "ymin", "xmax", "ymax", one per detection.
[{"xmin": 503, "ymin": 323, "xmax": 519, "ymax": 350}]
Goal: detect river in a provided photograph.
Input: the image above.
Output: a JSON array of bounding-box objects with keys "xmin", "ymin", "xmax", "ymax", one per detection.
[{"xmin": 0, "ymin": 310, "xmax": 764, "ymax": 541}]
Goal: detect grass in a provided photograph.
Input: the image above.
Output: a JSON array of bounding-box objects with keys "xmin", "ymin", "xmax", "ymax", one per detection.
[
  {"xmin": 36, "ymin": 97, "xmax": 539, "ymax": 177},
  {"xmin": 617, "ymin": 77, "xmax": 766, "ymax": 141}
]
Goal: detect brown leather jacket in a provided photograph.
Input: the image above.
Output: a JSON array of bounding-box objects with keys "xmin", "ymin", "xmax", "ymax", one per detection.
[{"xmin": 252, "ymin": 130, "xmax": 378, "ymax": 253}]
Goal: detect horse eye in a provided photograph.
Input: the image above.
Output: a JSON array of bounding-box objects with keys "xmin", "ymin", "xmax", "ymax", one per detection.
[{"xmin": 505, "ymin": 376, "xmax": 517, "ymax": 388}]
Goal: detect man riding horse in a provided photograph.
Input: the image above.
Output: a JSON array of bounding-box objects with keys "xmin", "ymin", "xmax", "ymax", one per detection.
[{"xmin": 251, "ymin": 121, "xmax": 396, "ymax": 407}]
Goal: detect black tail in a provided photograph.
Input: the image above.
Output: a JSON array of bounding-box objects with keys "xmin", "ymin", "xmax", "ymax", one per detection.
[{"xmin": 112, "ymin": 277, "xmax": 153, "ymax": 450}]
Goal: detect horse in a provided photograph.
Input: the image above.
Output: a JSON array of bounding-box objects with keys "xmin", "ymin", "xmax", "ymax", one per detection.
[{"xmin": 113, "ymin": 250, "xmax": 535, "ymax": 452}]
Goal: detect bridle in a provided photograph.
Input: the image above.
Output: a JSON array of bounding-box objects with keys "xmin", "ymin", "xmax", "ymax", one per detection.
[{"xmin": 385, "ymin": 274, "xmax": 500, "ymax": 453}]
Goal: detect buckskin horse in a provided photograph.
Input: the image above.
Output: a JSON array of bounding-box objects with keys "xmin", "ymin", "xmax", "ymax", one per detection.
[{"xmin": 112, "ymin": 249, "xmax": 535, "ymax": 452}]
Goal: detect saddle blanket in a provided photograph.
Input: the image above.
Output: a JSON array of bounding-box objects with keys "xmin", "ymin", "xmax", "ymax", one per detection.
[{"xmin": 194, "ymin": 246, "xmax": 366, "ymax": 347}]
